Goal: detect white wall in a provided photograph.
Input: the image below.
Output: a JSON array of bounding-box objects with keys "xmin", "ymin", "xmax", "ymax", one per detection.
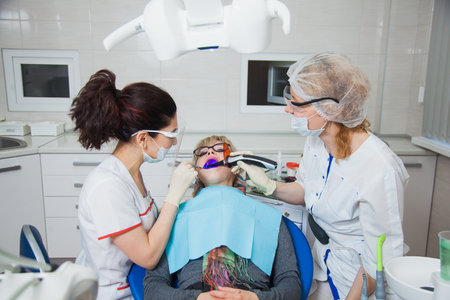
[{"xmin": 0, "ymin": 0, "xmax": 433, "ymax": 136}]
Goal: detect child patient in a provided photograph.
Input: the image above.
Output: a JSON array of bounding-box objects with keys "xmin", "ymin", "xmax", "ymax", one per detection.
[{"xmin": 143, "ymin": 135, "xmax": 301, "ymax": 300}]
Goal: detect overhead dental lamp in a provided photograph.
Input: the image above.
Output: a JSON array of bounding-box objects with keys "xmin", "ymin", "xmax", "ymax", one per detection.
[{"xmin": 103, "ymin": 0, "xmax": 291, "ymax": 60}]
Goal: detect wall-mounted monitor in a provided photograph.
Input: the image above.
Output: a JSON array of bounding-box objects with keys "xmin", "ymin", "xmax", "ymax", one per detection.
[
  {"xmin": 240, "ymin": 53, "xmax": 306, "ymax": 113},
  {"xmin": 2, "ymin": 49, "xmax": 80, "ymax": 112}
]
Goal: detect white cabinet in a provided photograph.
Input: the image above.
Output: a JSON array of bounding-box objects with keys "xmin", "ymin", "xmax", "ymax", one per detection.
[
  {"xmin": 0, "ymin": 154, "xmax": 45, "ymax": 255},
  {"xmin": 41, "ymin": 153, "xmax": 108, "ymax": 258},
  {"xmin": 40, "ymin": 153, "xmax": 187, "ymax": 258},
  {"xmin": 400, "ymin": 155, "xmax": 437, "ymax": 256}
]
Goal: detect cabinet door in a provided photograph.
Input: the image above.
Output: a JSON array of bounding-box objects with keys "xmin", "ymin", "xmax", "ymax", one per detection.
[
  {"xmin": 45, "ymin": 197, "xmax": 79, "ymax": 217},
  {"xmin": 46, "ymin": 217, "xmax": 81, "ymax": 258},
  {"xmin": 400, "ymin": 155, "xmax": 437, "ymax": 256},
  {"xmin": 0, "ymin": 155, "xmax": 45, "ymax": 255}
]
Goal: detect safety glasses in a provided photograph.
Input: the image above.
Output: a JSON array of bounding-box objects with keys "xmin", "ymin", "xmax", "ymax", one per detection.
[
  {"xmin": 131, "ymin": 129, "xmax": 179, "ymax": 139},
  {"xmin": 193, "ymin": 143, "xmax": 230, "ymax": 157},
  {"xmin": 283, "ymin": 85, "xmax": 339, "ymax": 111}
]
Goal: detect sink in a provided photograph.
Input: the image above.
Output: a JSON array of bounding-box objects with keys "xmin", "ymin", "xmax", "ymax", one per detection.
[
  {"xmin": 0, "ymin": 136, "xmax": 27, "ymax": 150},
  {"xmin": 385, "ymin": 256, "xmax": 440, "ymax": 300}
]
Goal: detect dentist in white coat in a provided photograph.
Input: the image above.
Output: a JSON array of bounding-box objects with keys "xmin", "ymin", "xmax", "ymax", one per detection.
[
  {"xmin": 70, "ymin": 69, "xmax": 197, "ymax": 299},
  {"xmin": 234, "ymin": 53, "xmax": 409, "ymax": 300}
]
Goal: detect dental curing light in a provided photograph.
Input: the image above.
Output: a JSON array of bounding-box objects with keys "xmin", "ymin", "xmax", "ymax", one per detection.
[
  {"xmin": 204, "ymin": 154, "xmax": 277, "ymax": 170},
  {"xmin": 103, "ymin": 0, "xmax": 291, "ymax": 60}
]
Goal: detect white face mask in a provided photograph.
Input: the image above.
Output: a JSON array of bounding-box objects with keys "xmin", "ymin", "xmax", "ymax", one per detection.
[
  {"xmin": 143, "ymin": 137, "xmax": 170, "ymax": 163},
  {"xmin": 291, "ymin": 113, "xmax": 327, "ymax": 136}
]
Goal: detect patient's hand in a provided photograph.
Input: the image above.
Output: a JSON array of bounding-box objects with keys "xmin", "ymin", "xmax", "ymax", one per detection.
[
  {"xmin": 208, "ymin": 286, "xmax": 259, "ymax": 300},
  {"xmin": 196, "ymin": 292, "xmax": 217, "ymax": 300}
]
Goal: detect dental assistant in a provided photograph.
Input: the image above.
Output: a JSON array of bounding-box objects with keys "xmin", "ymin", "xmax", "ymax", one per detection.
[
  {"xmin": 70, "ymin": 69, "xmax": 197, "ymax": 299},
  {"xmin": 235, "ymin": 53, "xmax": 409, "ymax": 299}
]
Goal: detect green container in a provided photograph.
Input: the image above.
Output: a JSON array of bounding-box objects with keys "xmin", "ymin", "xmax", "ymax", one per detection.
[{"xmin": 439, "ymin": 231, "xmax": 450, "ymax": 281}]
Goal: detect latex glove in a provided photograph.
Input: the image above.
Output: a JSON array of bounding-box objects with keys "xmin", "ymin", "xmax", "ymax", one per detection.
[
  {"xmin": 229, "ymin": 151, "xmax": 254, "ymax": 174},
  {"xmin": 237, "ymin": 161, "xmax": 276, "ymax": 196},
  {"xmin": 164, "ymin": 161, "xmax": 198, "ymax": 208}
]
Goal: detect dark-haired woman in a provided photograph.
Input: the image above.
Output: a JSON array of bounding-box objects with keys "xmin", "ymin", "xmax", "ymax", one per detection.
[{"xmin": 70, "ymin": 69, "xmax": 197, "ymax": 299}]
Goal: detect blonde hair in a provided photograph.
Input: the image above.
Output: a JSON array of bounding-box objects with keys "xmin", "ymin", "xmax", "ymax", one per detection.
[
  {"xmin": 334, "ymin": 119, "xmax": 371, "ymax": 160},
  {"xmin": 192, "ymin": 135, "xmax": 243, "ymax": 196}
]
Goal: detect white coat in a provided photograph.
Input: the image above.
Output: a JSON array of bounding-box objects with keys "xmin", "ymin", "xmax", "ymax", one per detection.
[
  {"xmin": 296, "ymin": 133, "xmax": 409, "ymax": 298},
  {"xmin": 76, "ymin": 155, "xmax": 158, "ymax": 299}
]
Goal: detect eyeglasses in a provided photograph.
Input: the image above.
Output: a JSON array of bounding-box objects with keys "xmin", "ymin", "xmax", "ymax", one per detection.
[
  {"xmin": 131, "ymin": 129, "xmax": 179, "ymax": 139},
  {"xmin": 283, "ymin": 85, "xmax": 339, "ymax": 111},
  {"xmin": 193, "ymin": 143, "xmax": 230, "ymax": 157}
]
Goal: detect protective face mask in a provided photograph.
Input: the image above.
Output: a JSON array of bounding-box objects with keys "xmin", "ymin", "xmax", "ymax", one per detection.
[
  {"xmin": 143, "ymin": 137, "xmax": 170, "ymax": 163},
  {"xmin": 291, "ymin": 113, "xmax": 327, "ymax": 136}
]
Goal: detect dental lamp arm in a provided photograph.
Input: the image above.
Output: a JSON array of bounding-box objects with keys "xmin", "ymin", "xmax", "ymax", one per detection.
[
  {"xmin": 103, "ymin": 15, "xmax": 144, "ymax": 51},
  {"xmin": 267, "ymin": 0, "xmax": 291, "ymax": 34},
  {"xmin": 0, "ymin": 249, "xmax": 52, "ymax": 273}
]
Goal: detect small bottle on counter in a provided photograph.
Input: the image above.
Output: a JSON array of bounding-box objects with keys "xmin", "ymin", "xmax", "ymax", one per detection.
[{"xmin": 285, "ymin": 162, "xmax": 299, "ymax": 182}]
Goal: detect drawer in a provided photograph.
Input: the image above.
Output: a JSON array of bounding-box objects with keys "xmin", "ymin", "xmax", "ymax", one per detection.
[
  {"xmin": 41, "ymin": 154, "xmax": 108, "ymax": 175},
  {"xmin": 43, "ymin": 175, "xmax": 86, "ymax": 196},
  {"xmin": 45, "ymin": 197, "xmax": 79, "ymax": 217},
  {"xmin": 140, "ymin": 155, "xmax": 192, "ymax": 176},
  {"xmin": 143, "ymin": 175, "xmax": 171, "ymax": 196},
  {"xmin": 140, "ymin": 160, "xmax": 174, "ymax": 176},
  {"xmin": 46, "ymin": 217, "xmax": 81, "ymax": 258},
  {"xmin": 277, "ymin": 205, "xmax": 304, "ymax": 224}
]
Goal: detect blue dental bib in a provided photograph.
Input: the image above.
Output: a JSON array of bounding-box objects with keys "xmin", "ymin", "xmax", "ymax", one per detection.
[{"xmin": 166, "ymin": 186, "xmax": 281, "ymax": 275}]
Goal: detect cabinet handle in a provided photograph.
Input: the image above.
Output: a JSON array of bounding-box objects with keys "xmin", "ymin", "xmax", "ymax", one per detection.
[
  {"xmin": 403, "ymin": 163, "xmax": 422, "ymax": 168},
  {"xmin": 76, "ymin": 225, "xmax": 80, "ymax": 230},
  {"xmin": 74, "ymin": 182, "xmax": 83, "ymax": 188},
  {"xmin": 73, "ymin": 161, "xmax": 101, "ymax": 167},
  {"xmin": 75, "ymin": 204, "xmax": 79, "ymax": 210},
  {"xmin": 0, "ymin": 165, "xmax": 21, "ymax": 173}
]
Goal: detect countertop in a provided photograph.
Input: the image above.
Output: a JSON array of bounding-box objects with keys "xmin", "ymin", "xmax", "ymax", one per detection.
[
  {"xmin": 0, "ymin": 131, "xmax": 435, "ymax": 159},
  {"xmin": 0, "ymin": 135, "xmax": 58, "ymax": 159}
]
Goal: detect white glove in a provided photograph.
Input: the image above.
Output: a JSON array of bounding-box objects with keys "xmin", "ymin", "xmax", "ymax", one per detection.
[
  {"xmin": 164, "ymin": 161, "xmax": 198, "ymax": 208},
  {"xmin": 237, "ymin": 161, "xmax": 276, "ymax": 196}
]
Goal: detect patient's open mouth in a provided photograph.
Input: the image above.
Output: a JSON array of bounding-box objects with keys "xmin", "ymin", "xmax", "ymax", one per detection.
[{"xmin": 204, "ymin": 158, "xmax": 219, "ymax": 169}]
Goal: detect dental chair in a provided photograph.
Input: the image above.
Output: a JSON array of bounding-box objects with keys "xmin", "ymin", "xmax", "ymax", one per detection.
[
  {"xmin": 282, "ymin": 216, "xmax": 314, "ymax": 300},
  {"xmin": 19, "ymin": 224, "xmax": 52, "ymax": 272},
  {"xmin": 128, "ymin": 216, "xmax": 313, "ymax": 300},
  {"xmin": 0, "ymin": 224, "xmax": 99, "ymax": 299}
]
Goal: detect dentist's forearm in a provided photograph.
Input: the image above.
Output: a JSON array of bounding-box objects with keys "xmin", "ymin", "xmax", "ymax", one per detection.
[{"xmin": 272, "ymin": 181, "xmax": 305, "ymax": 206}]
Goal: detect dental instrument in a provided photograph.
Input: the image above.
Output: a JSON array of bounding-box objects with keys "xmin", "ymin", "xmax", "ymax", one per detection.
[
  {"xmin": 375, "ymin": 235, "xmax": 386, "ymax": 300},
  {"xmin": 103, "ymin": 0, "xmax": 291, "ymax": 60},
  {"xmin": 168, "ymin": 121, "xmax": 186, "ymax": 173},
  {"xmin": 360, "ymin": 273, "xmax": 368, "ymax": 300},
  {"xmin": 173, "ymin": 161, "xmax": 204, "ymax": 169},
  {"xmin": 204, "ymin": 154, "xmax": 277, "ymax": 170}
]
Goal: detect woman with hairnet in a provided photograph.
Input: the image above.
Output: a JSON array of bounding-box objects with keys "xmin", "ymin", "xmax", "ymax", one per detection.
[{"xmin": 233, "ymin": 53, "xmax": 409, "ymax": 299}]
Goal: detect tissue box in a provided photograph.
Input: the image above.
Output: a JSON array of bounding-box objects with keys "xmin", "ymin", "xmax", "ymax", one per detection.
[
  {"xmin": 0, "ymin": 121, "xmax": 30, "ymax": 135},
  {"xmin": 30, "ymin": 122, "xmax": 65, "ymax": 136}
]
